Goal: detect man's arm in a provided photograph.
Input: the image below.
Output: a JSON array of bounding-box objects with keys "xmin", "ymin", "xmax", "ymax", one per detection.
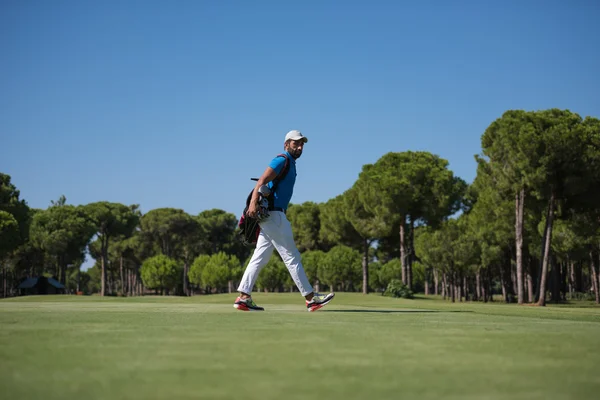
[{"xmin": 247, "ymin": 167, "xmax": 278, "ymax": 218}]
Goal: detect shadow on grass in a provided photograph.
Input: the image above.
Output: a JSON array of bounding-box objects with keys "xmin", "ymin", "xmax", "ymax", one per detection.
[{"xmin": 323, "ymin": 309, "xmax": 474, "ymax": 314}]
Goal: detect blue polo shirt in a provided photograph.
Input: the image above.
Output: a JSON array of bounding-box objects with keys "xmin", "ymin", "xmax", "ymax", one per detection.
[{"xmin": 268, "ymin": 151, "xmax": 296, "ymax": 210}]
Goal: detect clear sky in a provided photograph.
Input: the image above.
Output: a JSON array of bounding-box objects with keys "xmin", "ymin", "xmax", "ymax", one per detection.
[{"xmin": 2, "ymin": 0, "xmax": 599, "ymax": 267}]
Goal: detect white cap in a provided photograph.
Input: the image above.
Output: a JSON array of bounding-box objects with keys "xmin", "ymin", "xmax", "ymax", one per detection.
[{"xmin": 284, "ymin": 130, "xmax": 308, "ymax": 143}]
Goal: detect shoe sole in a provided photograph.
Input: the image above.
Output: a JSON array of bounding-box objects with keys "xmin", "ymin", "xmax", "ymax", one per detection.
[
  {"xmin": 307, "ymin": 294, "xmax": 335, "ymax": 312},
  {"xmin": 233, "ymin": 303, "xmax": 264, "ymax": 311}
]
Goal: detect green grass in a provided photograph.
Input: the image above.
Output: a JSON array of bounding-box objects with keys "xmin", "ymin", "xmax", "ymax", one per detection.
[{"xmin": 1, "ymin": 293, "xmax": 599, "ymax": 400}]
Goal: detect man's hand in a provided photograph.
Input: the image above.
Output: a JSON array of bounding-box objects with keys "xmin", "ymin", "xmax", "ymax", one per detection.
[
  {"xmin": 247, "ymin": 198, "xmax": 259, "ymax": 218},
  {"xmin": 247, "ymin": 166, "xmax": 277, "ymax": 219}
]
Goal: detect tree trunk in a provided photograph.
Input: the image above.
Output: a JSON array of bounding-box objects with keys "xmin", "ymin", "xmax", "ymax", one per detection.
[
  {"xmin": 100, "ymin": 234, "xmax": 109, "ymax": 297},
  {"xmin": 101, "ymin": 253, "xmax": 106, "ymax": 297},
  {"xmin": 463, "ymin": 276, "xmax": 468, "ymax": 302},
  {"xmin": 362, "ymin": 239, "xmax": 369, "ymax": 294},
  {"xmin": 597, "ymin": 251, "xmax": 600, "ymax": 304},
  {"xmin": 537, "ymin": 192, "xmax": 555, "ymax": 307},
  {"xmin": 527, "ymin": 256, "xmax": 536, "ymax": 302},
  {"xmin": 399, "ymin": 218, "xmax": 406, "ymax": 286},
  {"xmin": 551, "ymin": 257, "xmax": 561, "ymax": 303},
  {"xmin": 482, "ymin": 278, "xmax": 488, "ymax": 303},
  {"xmin": 590, "ymin": 251, "xmax": 599, "ymax": 304},
  {"xmin": 183, "ymin": 258, "xmax": 189, "ymax": 296},
  {"xmin": 424, "ymin": 267, "xmax": 430, "ymax": 295},
  {"xmin": 59, "ymin": 256, "xmax": 66, "ymax": 286},
  {"xmin": 575, "ymin": 261, "xmax": 582, "ymax": 293},
  {"xmin": 434, "ymin": 269, "xmax": 439, "ymax": 295},
  {"xmin": 77, "ymin": 265, "xmax": 81, "ymax": 293},
  {"xmin": 3, "ymin": 265, "xmax": 6, "ymax": 298},
  {"xmin": 568, "ymin": 260, "xmax": 575, "ymax": 297},
  {"xmin": 515, "ymin": 188, "xmax": 525, "ymax": 304},
  {"xmin": 450, "ymin": 272, "xmax": 456, "ymax": 303},
  {"xmin": 527, "ymin": 272, "xmax": 535, "ymax": 303},
  {"xmin": 407, "ymin": 217, "xmax": 414, "ymax": 290},
  {"xmin": 476, "ymin": 269, "xmax": 481, "ymax": 301},
  {"xmin": 119, "ymin": 256, "xmax": 125, "ymax": 296},
  {"xmin": 441, "ymin": 273, "xmax": 447, "ymax": 299}
]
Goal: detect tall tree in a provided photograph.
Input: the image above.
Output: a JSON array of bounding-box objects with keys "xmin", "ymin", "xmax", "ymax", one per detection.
[
  {"xmin": 140, "ymin": 255, "xmax": 179, "ymax": 295},
  {"xmin": 531, "ymin": 110, "xmax": 593, "ymax": 306},
  {"xmin": 319, "ymin": 195, "xmax": 363, "ymax": 251},
  {"xmin": 357, "ymin": 152, "xmax": 465, "ymax": 290},
  {"xmin": 344, "ymin": 183, "xmax": 389, "ymax": 294},
  {"xmin": 467, "ymin": 157, "xmax": 515, "ymax": 301},
  {"xmin": 197, "ymin": 209, "xmax": 240, "ymax": 256},
  {"xmin": 30, "ymin": 199, "xmax": 96, "ymax": 285},
  {"xmin": 0, "ymin": 211, "xmax": 19, "ymax": 259},
  {"xmin": 0, "ymin": 173, "xmax": 30, "ymax": 245},
  {"xmin": 481, "ymin": 110, "xmax": 535, "ymax": 304},
  {"xmin": 140, "ymin": 208, "xmax": 193, "ymax": 257},
  {"xmin": 201, "ymin": 252, "xmax": 240, "ymax": 293},
  {"xmin": 84, "ymin": 202, "xmax": 140, "ymax": 296},
  {"xmin": 140, "ymin": 208, "xmax": 202, "ymax": 295},
  {"xmin": 287, "ymin": 202, "xmax": 322, "ymax": 252},
  {"xmin": 1, "ymin": 174, "xmax": 32, "ymax": 297},
  {"xmin": 301, "ymin": 250, "xmax": 326, "ymax": 291},
  {"xmin": 318, "ymin": 245, "xmax": 362, "ymax": 292},
  {"xmin": 481, "ymin": 109, "xmax": 599, "ymax": 306}
]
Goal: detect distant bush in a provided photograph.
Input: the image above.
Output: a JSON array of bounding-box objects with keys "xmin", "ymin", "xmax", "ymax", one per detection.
[
  {"xmin": 383, "ymin": 279, "xmax": 414, "ymax": 299},
  {"xmin": 566, "ymin": 291, "xmax": 595, "ymax": 301}
]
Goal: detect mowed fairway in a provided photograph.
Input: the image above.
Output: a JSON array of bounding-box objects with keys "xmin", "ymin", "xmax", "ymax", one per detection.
[{"xmin": 1, "ymin": 294, "xmax": 599, "ymax": 400}]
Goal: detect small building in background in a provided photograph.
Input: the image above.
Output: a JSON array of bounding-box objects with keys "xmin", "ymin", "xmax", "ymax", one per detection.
[{"xmin": 18, "ymin": 277, "xmax": 66, "ymax": 295}]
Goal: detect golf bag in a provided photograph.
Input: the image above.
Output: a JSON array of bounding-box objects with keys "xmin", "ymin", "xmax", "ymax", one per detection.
[{"xmin": 237, "ymin": 154, "xmax": 290, "ymax": 247}]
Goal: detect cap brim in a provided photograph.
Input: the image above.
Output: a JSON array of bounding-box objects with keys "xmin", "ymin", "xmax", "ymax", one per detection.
[{"xmin": 289, "ymin": 136, "xmax": 308, "ymax": 143}]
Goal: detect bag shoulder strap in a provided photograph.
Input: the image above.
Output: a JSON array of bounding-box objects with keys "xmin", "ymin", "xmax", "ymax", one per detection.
[{"xmin": 271, "ymin": 153, "xmax": 290, "ymax": 192}]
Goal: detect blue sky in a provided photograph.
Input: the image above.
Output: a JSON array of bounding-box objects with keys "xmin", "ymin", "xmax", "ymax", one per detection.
[{"xmin": 2, "ymin": 0, "xmax": 599, "ymax": 267}]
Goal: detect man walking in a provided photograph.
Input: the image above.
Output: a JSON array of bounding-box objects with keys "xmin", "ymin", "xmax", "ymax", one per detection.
[{"xmin": 234, "ymin": 130, "xmax": 335, "ymax": 312}]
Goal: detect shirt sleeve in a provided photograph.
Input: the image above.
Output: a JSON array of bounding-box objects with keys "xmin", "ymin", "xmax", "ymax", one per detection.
[{"xmin": 268, "ymin": 156, "xmax": 286, "ymax": 174}]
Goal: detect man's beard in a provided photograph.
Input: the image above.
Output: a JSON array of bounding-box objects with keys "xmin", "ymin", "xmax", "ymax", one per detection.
[{"xmin": 289, "ymin": 149, "xmax": 302, "ymax": 159}]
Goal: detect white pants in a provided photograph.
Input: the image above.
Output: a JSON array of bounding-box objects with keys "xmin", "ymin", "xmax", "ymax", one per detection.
[{"xmin": 237, "ymin": 211, "xmax": 313, "ymax": 296}]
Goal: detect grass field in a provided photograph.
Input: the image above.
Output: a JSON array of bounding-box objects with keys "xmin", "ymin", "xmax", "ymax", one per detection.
[{"xmin": 1, "ymin": 293, "xmax": 599, "ymax": 400}]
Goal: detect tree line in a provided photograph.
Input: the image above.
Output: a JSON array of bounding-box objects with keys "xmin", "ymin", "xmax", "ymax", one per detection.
[{"xmin": 1, "ymin": 108, "xmax": 599, "ymax": 305}]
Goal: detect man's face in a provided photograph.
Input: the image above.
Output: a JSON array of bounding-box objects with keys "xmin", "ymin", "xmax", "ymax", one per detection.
[{"xmin": 286, "ymin": 139, "xmax": 305, "ymax": 159}]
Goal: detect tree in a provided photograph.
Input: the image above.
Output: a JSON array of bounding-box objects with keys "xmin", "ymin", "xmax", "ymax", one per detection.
[
  {"xmin": 0, "ymin": 211, "xmax": 19, "ymax": 259},
  {"xmin": 301, "ymin": 250, "xmax": 326, "ymax": 291},
  {"xmin": 287, "ymin": 202, "xmax": 323, "ymax": 252},
  {"xmin": 344, "ymin": 183, "xmax": 388, "ymax": 294},
  {"xmin": 140, "ymin": 208, "xmax": 201, "ymax": 296},
  {"xmin": 318, "ymin": 245, "xmax": 362, "ymax": 292},
  {"xmin": 0, "ymin": 173, "xmax": 30, "ymax": 244},
  {"xmin": 378, "ymin": 258, "xmax": 403, "ymax": 291},
  {"xmin": 140, "ymin": 255, "xmax": 179, "ymax": 295},
  {"xmin": 481, "ymin": 109, "xmax": 599, "ymax": 306},
  {"xmin": 140, "ymin": 208, "xmax": 191, "ymax": 257},
  {"xmin": 201, "ymin": 252, "xmax": 240, "ymax": 293},
  {"xmin": 0, "ymin": 173, "xmax": 30, "ymax": 297},
  {"xmin": 255, "ymin": 255, "xmax": 287, "ymax": 293},
  {"xmin": 356, "ymin": 152, "xmax": 465, "ymax": 290},
  {"xmin": 30, "ymin": 199, "xmax": 96, "ymax": 285},
  {"xmin": 188, "ymin": 254, "xmax": 211, "ymax": 292},
  {"xmin": 319, "ymin": 195, "xmax": 363, "ymax": 251},
  {"xmin": 197, "ymin": 209, "xmax": 239, "ymax": 255},
  {"xmin": 530, "ymin": 110, "xmax": 594, "ymax": 306},
  {"xmin": 466, "ymin": 158, "xmax": 515, "ymax": 302},
  {"xmin": 84, "ymin": 202, "xmax": 140, "ymax": 296}
]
